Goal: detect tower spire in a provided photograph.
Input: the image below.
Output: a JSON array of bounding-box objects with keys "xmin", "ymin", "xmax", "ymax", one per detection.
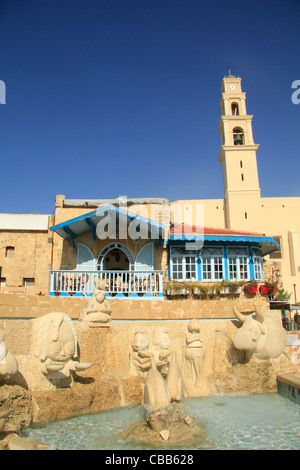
[{"xmin": 227, "ymin": 66, "xmax": 236, "ymax": 78}]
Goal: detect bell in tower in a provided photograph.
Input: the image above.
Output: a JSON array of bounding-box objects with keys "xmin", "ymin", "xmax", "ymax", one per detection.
[{"xmin": 233, "ymin": 128, "xmax": 244, "ymax": 145}]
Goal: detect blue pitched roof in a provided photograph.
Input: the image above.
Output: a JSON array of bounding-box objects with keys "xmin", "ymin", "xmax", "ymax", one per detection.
[{"xmin": 50, "ymin": 205, "xmax": 165, "ymax": 246}]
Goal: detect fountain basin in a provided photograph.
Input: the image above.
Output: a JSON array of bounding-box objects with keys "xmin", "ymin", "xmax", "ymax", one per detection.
[{"xmin": 20, "ymin": 393, "xmax": 300, "ymax": 450}]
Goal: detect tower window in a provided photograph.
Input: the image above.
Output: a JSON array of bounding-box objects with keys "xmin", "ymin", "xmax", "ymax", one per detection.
[
  {"xmin": 240, "ymin": 160, "xmax": 243, "ymax": 168},
  {"xmin": 241, "ymin": 173, "xmax": 244, "ymax": 181},
  {"xmin": 245, "ymin": 212, "xmax": 248, "ymax": 219},
  {"xmin": 233, "ymin": 127, "xmax": 244, "ymax": 145},
  {"xmin": 231, "ymin": 103, "xmax": 239, "ymax": 116}
]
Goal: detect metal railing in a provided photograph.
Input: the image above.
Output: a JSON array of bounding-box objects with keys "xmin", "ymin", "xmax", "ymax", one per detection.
[{"xmin": 49, "ymin": 269, "xmax": 163, "ymax": 297}]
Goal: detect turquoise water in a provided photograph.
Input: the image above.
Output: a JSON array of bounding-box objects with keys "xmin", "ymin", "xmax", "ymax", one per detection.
[{"xmin": 21, "ymin": 393, "xmax": 300, "ymax": 450}]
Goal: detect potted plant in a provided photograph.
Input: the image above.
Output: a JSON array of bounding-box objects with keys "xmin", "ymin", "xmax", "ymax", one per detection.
[
  {"xmin": 275, "ymin": 286, "xmax": 292, "ymax": 302},
  {"xmin": 230, "ymin": 281, "xmax": 244, "ymax": 295},
  {"xmin": 191, "ymin": 284, "xmax": 211, "ymax": 299},
  {"xmin": 218, "ymin": 280, "xmax": 232, "ymax": 295},
  {"xmin": 259, "ymin": 282, "xmax": 276, "ymax": 295},
  {"xmin": 244, "ymin": 281, "xmax": 258, "ymax": 294},
  {"xmin": 164, "ymin": 281, "xmax": 190, "ymax": 297},
  {"xmin": 192, "ymin": 285, "xmax": 201, "ymax": 295}
]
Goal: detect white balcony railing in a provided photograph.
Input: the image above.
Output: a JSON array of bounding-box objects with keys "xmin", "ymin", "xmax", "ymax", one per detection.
[{"xmin": 49, "ymin": 270, "xmax": 164, "ymax": 298}]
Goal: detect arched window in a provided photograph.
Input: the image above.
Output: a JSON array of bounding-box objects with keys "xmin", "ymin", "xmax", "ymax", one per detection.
[
  {"xmin": 233, "ymin": 127, "xmax": 244, "ymax": 145},
  {"xmin": 77, "ymin": 243, "xmax": 95, "ymax": 270},
  {"xmin": 97, "ymin": 242, "xmax": 134, "ymax": 270},
  {"xmin": 231, "ymin": 103, "xmax": 239, "ymax": 116},
  {"xmin": 135, "ymin": 242, "xmax": 154, "ymax": 271}
]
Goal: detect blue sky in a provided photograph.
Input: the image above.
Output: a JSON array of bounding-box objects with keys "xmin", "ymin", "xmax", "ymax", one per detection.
[{"xmin": 0, "ymin": 0, "xmax": 299, "ymax": 214}]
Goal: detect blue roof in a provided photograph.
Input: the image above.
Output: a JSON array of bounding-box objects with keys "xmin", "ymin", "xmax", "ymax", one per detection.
[
  {"xmin": 50, "ymin": 205, "xmax": 165, "ymax": 245},
  {"xmin": 51, "ymin": 204, "xmax": 279, "ymax": 256},
  {"xmin": 168, "ymin": 233, "xmax": 279, "ymax": 256}
]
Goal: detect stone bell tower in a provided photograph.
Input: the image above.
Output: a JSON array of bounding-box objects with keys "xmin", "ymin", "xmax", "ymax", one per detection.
[{"xmin": 218, "ymin": 70, "xmax": 263, "ymax": 232}]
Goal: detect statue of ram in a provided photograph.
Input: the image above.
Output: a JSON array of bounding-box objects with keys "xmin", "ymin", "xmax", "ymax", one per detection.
[{"xmin": 232, "ymin": 306, "xmax": 287, "ymax": 360}]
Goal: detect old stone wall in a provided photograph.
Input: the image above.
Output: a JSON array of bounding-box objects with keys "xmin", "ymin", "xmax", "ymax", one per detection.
[
  {"xmin": 0, "ymin": 306, "xmax": 299, "ymax": 428},
  {"xmin": 1, "ymin": 293, "xmax": 299, "ymax": 431},
  {"xmin": 0, "ymin": 292, "xmax": 269, "ymax": 319},
  {"xmin": 1, "ymin": 312, "xmax": 297, "ymax": 391},
  {"xmin": 0, "ymin": 231, "xmax": 52, "ymax": 296}
]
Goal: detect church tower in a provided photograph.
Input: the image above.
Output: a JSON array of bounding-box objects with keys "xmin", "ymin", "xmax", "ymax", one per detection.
[{"xmin": 218, "ymin": 71, "xmax": 263, "ymax": 232}]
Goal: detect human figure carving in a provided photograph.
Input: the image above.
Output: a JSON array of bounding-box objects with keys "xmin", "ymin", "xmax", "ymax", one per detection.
[
  {"xmin": 152, "ymin": 325, "xmax": 171, "ymax": 376},
  {"xmin": 166, "ymin": 351, "xmax": 186, "ymax": 402},
  {"xmin": 0, "ymin": 329, "xmax": 18, "ymax": 377},
  {"xmin": 185, "ymin": 319, "xmax": 204, "ymax": 387},
  {"xmin": 34, "ymin": 312, "xmax": 92, "ymax": 376},
  {"xmin": 143, "ymin": 353, "xmax": 171, "ymax": 409},
  {"xmin": 131, "ymin": 329, "xmax": 151, "ymax": 373},
  {"xmin": 79, "ymin": 279, "xmax": 112, "ymax": 323}
]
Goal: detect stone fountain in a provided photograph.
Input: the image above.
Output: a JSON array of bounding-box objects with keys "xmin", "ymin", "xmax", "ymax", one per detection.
[
  {"xmin": 119, "ymin": 335, "xmax": 205, "ymax": 447},
  {"xmin": 0, "ymin": 286, "xmax": 298, "ymax": 450}
]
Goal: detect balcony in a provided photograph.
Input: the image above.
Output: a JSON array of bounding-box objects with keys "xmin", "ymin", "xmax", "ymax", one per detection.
[{"xmin": 49, "ymin": 270, "xmax": 164, "ymax": 299}]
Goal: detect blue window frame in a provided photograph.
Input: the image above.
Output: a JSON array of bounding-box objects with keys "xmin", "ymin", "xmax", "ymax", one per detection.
[
  {"xmin": 170, "ymin": 248, "xmax": 197, "ymax": 281},
  {"xmin": 200, "ymin": 248, "xmax": 224, "ymax": 281},
  {"xmin": 169, "ymin": 245, "xmax": 264, "ymax": 283},
  {"xmin": 227, "ymin": 247, "xmax": 250, "ymax": 281},
  {"xmin": 252, "ymin": 249, "xmax": 264, "ymax": 281}
]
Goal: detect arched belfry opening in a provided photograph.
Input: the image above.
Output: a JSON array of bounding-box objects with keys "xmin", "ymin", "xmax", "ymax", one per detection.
[
  {"xmin": 233, "ymin": 127, "xmax": 244, "ymax": 145},
  {"xmin": 231, "ymin": 102, "xmax": 239, "ymax": 116}
]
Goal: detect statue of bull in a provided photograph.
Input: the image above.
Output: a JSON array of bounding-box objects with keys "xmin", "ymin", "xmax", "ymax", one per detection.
[{"xmin": 232, "ymin": 306, "xmax": 287, "ymax": 360}]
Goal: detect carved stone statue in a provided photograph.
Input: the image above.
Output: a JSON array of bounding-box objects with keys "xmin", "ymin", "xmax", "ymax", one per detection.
[
  {"xmin": 131, "ymin": 329, "xmax": 151, "ymax": 373},
  {"xmin": 166, "ymin": 351, "xmax": 186, "ymax": 402},
  {"xmin": 152, "ymin": 325, "xmax": 171, "ymax": 376},
  {"xmin": 0, "ymin": 329, "xmax": 18, "ymax": 377},
  {"xmin": 79, "ymin": 279, "xmax": 112, "ymax": 324},
  {"xmin": 185, "ymin": 319, "xmax": 204, "ymax": 387},
  {"xmin": 34, "ymin": 312, "xmax": 92, "ymax": 376},
  {"xmin": 143, "ymin": 353, "xmax": 171, "ymax": 409},
  {"xmin": 232, "ymin": 306, "xmax": 287, "ymax": 360}
]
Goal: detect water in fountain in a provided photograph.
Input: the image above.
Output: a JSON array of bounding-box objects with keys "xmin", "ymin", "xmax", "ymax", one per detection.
[
  {"xmin": 20, "ymin": 393, "xmax": 300, "ymax": 450},
  {"xmin": 117, "ymin": 401, "xmax": 206, "ymax": 448}
]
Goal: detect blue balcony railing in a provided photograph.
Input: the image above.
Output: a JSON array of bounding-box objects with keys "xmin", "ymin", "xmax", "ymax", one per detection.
[{"xmin": 49, "ymin": 269, "xmax": 164, "ymax": 298}]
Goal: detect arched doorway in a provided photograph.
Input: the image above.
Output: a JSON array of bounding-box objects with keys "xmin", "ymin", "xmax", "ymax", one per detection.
[
  {"xmin": 97, "ymin": 243, "xmax": 135, "ymax": 297},
  {"xmin": 97, "ymin": 243, "xmax": 134, "ymax": 271}
]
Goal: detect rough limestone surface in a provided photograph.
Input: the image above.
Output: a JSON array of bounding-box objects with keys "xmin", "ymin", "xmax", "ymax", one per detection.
[
  {"xmin": 0, "ymin": 305, "xmax": 299, "ymax": 450},
  {"xmin": 0, "ymin": 384, "xmax": 33, "ymax": 433},
  {"xmin": 31, "ymin": 373, "xmax": 143, "ymax": 423},
  {"xmin": 6, "ymin": 434, "xmax": 56, "ymax": 450},
  {"xmin": 118, "ymin": 403, "xmax": 206, "ymax": 449}
]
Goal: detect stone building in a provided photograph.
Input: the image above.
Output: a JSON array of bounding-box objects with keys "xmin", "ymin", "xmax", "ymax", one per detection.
[
  {"xmin": 0, "ymin": 214, "xmax": 52, "ymax": 296},
  {"xmin": 1, "ymin": 73, "xmax": 299, "ymax": 302}
]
